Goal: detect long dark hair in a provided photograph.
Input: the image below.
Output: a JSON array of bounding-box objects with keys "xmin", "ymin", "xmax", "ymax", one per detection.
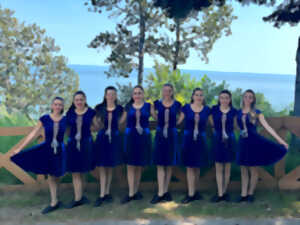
[
  {"xmin": 217, "ymin": 89, "xmax": 232, "ymax": 107},
  {"xmin": 125, "ymin": 85, "xmax": 144, "ymax": 111},
  {"xmin": 67, "ymin": 90, "xmax": 88, "ymax": 114},
  {"xmin": 51, "ymin": 96, "xmax": 65, "ymax": 114},
  {"xmin": 162, "ymin": 83, "xmax": 174, "ymax": 100},
  {"xmin": 190, "ymin": 88, "xmax": 206, "ymax": 105},
  {"xmin": 95, "ymin": 86, "xmax": 118, "ymax": 120},
  {"xmin": 241, "ymin": 89, "xmax": 257, "ymax": 124}
]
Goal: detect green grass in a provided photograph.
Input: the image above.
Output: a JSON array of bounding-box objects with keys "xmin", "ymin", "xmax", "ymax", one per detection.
[{"xmin": 0, "ymin": 189, "xmax": 300, "ymax": 223}]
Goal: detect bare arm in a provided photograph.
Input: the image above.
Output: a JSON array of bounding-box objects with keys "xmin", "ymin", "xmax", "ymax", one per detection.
[
  {"xmin": 176, "ymin": 112, "xmax": 185, "ymax": 126},
  {"xmin": 208, "ymin": 115, "xmax": 214, "ymax": 130},
  {"xmin": 118, "ymin": 111, "xmax": 127, "ymax": 131},
  {"xmin": 150, "ymin": 104, "xmax": 157, "ymax": 121},
  {"xmin": 258, "ymin": 114, "xmax": 289, "ymax": 149},
  {"xmin": 91, "ymin": 116, "xmax": 102, "ymax": 132},
  {"xmin": 12, "ymin": 121, "xmax": 43, "ymax": 155}
]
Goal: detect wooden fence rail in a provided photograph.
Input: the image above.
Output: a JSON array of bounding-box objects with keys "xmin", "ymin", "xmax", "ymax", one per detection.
[{"xmin": 1, "ymin": 116, "xmax": 300, "ymax": 191}]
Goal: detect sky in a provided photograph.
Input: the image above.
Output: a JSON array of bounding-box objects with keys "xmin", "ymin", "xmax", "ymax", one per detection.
[{"xmin": 1, "ymin": 0, "xmax": 299, "ymax": 75}]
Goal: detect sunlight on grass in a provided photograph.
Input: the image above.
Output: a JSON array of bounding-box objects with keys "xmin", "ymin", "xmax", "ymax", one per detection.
[
  {"xmin": 159, "ymin": 201, "xmax": 179, "ymax": 211},
  {"xmin": 143, "ymin": 207, "xmax": 159, "ymax": 214}
]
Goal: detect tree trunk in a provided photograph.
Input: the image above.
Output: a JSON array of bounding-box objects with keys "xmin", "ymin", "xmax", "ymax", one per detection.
[
  {"xmin": 138, "ymin": 2, "xmax": 146, "ymax": 85},
  {"xmin": 294, "ymin": 36, "xmax": 300, "ymax": 115},
  {"xmin": 173, "ymin": 18, "xmax": 181, "ymax": 71},
  {"xmin": 291, "ymin": 36, "xmax": 300, "ymax": 152}
]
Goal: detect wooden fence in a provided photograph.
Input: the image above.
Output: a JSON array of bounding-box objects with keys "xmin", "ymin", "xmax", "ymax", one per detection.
[{"xmin": 1, "ymin": 116, "xmax": 300, "ymax": 191}]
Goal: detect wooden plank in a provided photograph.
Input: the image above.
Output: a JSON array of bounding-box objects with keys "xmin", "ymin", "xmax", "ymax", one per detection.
[
  {"xmin": 279, "ymin": 166, "xmax": 300, "ymax": 190},
  {"xmin": 0, "ymin": 127, "xmax": 34, "ymax": 136}
]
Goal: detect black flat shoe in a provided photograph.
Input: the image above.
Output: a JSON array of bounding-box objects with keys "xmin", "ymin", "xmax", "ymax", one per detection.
[
  {"xmin": 223, "ymin": 193, "xmax": 230, "ymax": 202},
  {"xmin": 133, "ymin": 192, "xmax": 143, "ymax": 200},
  {"xmin": 65, "ymin": 196, "xmax": 89, "ymax": 209},
  {"xmin": 247, "ymin": 195, "xmax": 255, "ymax": 203},
  {"xmin": 41, "ymin": 201, "xmax": 61, "ymax": 214},
  {"xmin": 235, "ymin": 196, "xmax": 248, "ymax": 203},
  {"xmin": 121, "ymin": 195, "xmax": 134, "ymax": 204},
  {"xmin": 181, "ymin": 195, "xmax": 195, "ymax": 204},
  {"xmin": 194, "ymin": 192, "xmax": 203, "ymax": 200},
  {"xmin": 210, "ymin": 194, "xmax": 223, "ymax": 203},
  {"xmin": 104, "ymin": 194, "xmax": 113, "ymax": 203},
  {"xmin": 163, "ymin": 192, "xmax": 173, "ymax": 202},
  {"xmin": 150, "ymin": 194, "xmax": 164, "ymax": 204},
  {"xmin": 93, "ymin": 197, "xmax": 104, "ymax": 207}
]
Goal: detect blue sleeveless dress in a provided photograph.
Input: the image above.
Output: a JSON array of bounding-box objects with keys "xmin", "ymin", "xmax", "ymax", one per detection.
[
  {"xmin": 124, "ymin": 102, "xmax": 152, "ymax": 166},
  {"xmin": 211, "ymin": 105, "xmax": 237, "ymax": 163},
  {"xmin": 66, "ymin": 107, "xmax": 96, "ymax": 172},
  {"xmin": 181, "ymin": 104, "xmax": 210, "ymax": 168},
  {"xmin": 11, "ymin": 114, "xmax": 67, "ymax": 177},
  {"xmin": 153, "ymin": 100, "xmax": 181, "ymax": 166},
  {"xmin": 236, "ymin": 109, "xmax": 287, "ymax": 166},
  {"xmin": 94, "ymin": 105, "xmax": 124, "ymax": 167}
]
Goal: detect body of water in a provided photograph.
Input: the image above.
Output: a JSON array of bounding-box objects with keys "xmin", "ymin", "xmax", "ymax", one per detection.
[{"xmin": 70, "ymin": 65, "xmax": 295, "ymax": 111}]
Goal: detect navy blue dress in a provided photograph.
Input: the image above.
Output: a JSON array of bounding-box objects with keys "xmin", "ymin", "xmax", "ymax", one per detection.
[
  {"xmin": 11, "ymin": 115, "xmax": 67, "ymax": 177},
  {"xmin": 153, "ymin": 100, "xmax": 181, "ymax": 166},
  {"xmin": 211, "ymin": 105, "xmax": 237, "ymax": 163},
  {"xmin": 94, "ymin": 105, "xmax": 124, "ymax": 167},
  {"xmin": 66, "ymin": 107, "xmax": 96, "ymax": 173},
  {"xmin": 236, "ymin": 109, "xmax": 287, "ymax": 166},
  {"xmin": 124, "ymin": 102, "xmax": 152, "ymax": 166},
  {"xmin": 181, "ymin": 104, "xmax": 211, "ymax": 168}
]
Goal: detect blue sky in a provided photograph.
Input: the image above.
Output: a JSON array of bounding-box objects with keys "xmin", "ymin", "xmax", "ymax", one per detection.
[{"xmin": 1, "ymin": 0, "xmax": 299, "ymax": 75}]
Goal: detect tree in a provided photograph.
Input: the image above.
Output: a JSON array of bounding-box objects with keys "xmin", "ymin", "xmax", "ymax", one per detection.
[
  {"xmin": 154, "ymin": 4, "xmax": 236, "ymax": 70},
  {"xmin": 0, "ymin": 6, "xmax": 79, "ymax": 119},
  {"xmin": 86, "ymin": 0, "xmax": 165, "ymax": 85},
  {"xmin": 145, "ymin": 63, "xmax": 287, "ymax": 116}
]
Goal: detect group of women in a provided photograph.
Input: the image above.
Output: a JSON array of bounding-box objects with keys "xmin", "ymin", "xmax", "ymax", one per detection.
[{"xmin": 10, "ymin": 84, "xmax": 289, "ymax": 214}]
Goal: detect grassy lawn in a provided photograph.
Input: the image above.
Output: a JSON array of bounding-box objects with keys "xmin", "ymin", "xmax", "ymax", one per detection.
[{"xmin": 0, "ymin": 188, "xmax": 300, "ymax": 224}]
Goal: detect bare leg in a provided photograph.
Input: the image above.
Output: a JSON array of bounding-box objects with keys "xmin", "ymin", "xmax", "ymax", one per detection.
[
  {"xmin": 164, "ymin": 166, "xmax": 172, "ymax": 194},
  {"xmin": 134, "ymin": 166, "xmax": 142, "ymax": 194},
  {"xmin": 48, "ymin": 175, "xmax": 59, "ymax": 206},
  {"xmin": 127, "ymin": 165, "xmax": 135, "ymax": 197},
  {"xmin": 99, "ymin": 167, "xmax": 106, "ymax": 198},
  {"xmin": 105, "ymin": 167, "xmax": 113, "ymax": 195},
  {"xmin": 240, "ymin": 166, "xmax": 249, "ymax": 197},
  {"xmin": 215, "ymin": 163, "xmax": 224, "ymax": 197},
  {"xmin": 195, "ymin": 168, "xmax": 200, "ymax": 193},
  {"xmin": 248, "ymin": 167, "xmax": 259, "ymax": 195},
  {"xmin": 72, "ymin": 173, "xmax": 83, "ymax": 201},
  {"xmin": 157, "ymin": 166, "xmax": 165, "ymax": 196},
  {"xmin": 224, "ymin": 163, "xmax": 231, "ymax": 194},
  {"xmin": 186, "ymin": 167, "xmax": 195, "ymax": 196}
]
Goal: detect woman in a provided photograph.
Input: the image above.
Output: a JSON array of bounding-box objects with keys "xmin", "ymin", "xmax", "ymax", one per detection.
[
  {"xmin": 65, "ymin": 91, "xmax": 97, "ymax": 208},
  {"xmin": 210, "ymin": 90, "xmax": 237, "ymax": 202},
  {"xmin": 236, "ymin": 89, "xmax": 288, "ymax": 203},
  {"xmin": 93, "ymin": 86, "xmax": 126, "ymax": 207},
  {"xmin": 121, "ymin": 85, "xmax": 155, "ymax": 204},
  {"xmin": 180, "ymin": 88, "xmax": 210, "ymax": 204},
  {"xmin": 151, "ymin": 83, "xmax": 182, "ymax": 204},
  {"xmin": 11, "ymin": 97, "xmax": 66, "ymax": 214}
]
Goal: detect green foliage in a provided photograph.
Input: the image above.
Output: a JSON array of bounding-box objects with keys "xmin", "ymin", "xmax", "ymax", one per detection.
[
  {"xmin": 155, "ymin": 4, "xmax": 237, "ymax": 69},
  {"xmin": 86, "ymin": 0, "xmax": 165, "ymax": 83},
  {"xmin": 0, "ymin": 6, "xmax": 79, "ymax": 119},
  {"xmin": 145, "ymin": 63, "xmax": 289, "ymax": 116}
]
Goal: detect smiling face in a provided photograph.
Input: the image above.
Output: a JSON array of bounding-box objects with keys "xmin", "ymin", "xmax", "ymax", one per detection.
[
  {"xmin": 162, "ymin": 85, "xmax": 173, "ymax": 100},
  {"xmin": 192, "ymin": 90, "xmax": 204, "ymax": 104},
  {"xmin": 105, "ymin": 89, "xmax": 117, "ymax": 104},
  {"xmin": 74, "ymin": 94, "xmax": 86, "ymax": 110},
  {"xmin": 219, "ymin": 93, "xmax": 231, "ymax": 108},
  {"xmin": 132, "ymin": 87, "xmax": 144, "ymax": 103},
  {"xmin": 243, "ymin": 91, "xmax": 255, "ymax": 108},
  {"xmin": 51, "ymin": 99, "xmax": 64, "ymax": 115}
]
